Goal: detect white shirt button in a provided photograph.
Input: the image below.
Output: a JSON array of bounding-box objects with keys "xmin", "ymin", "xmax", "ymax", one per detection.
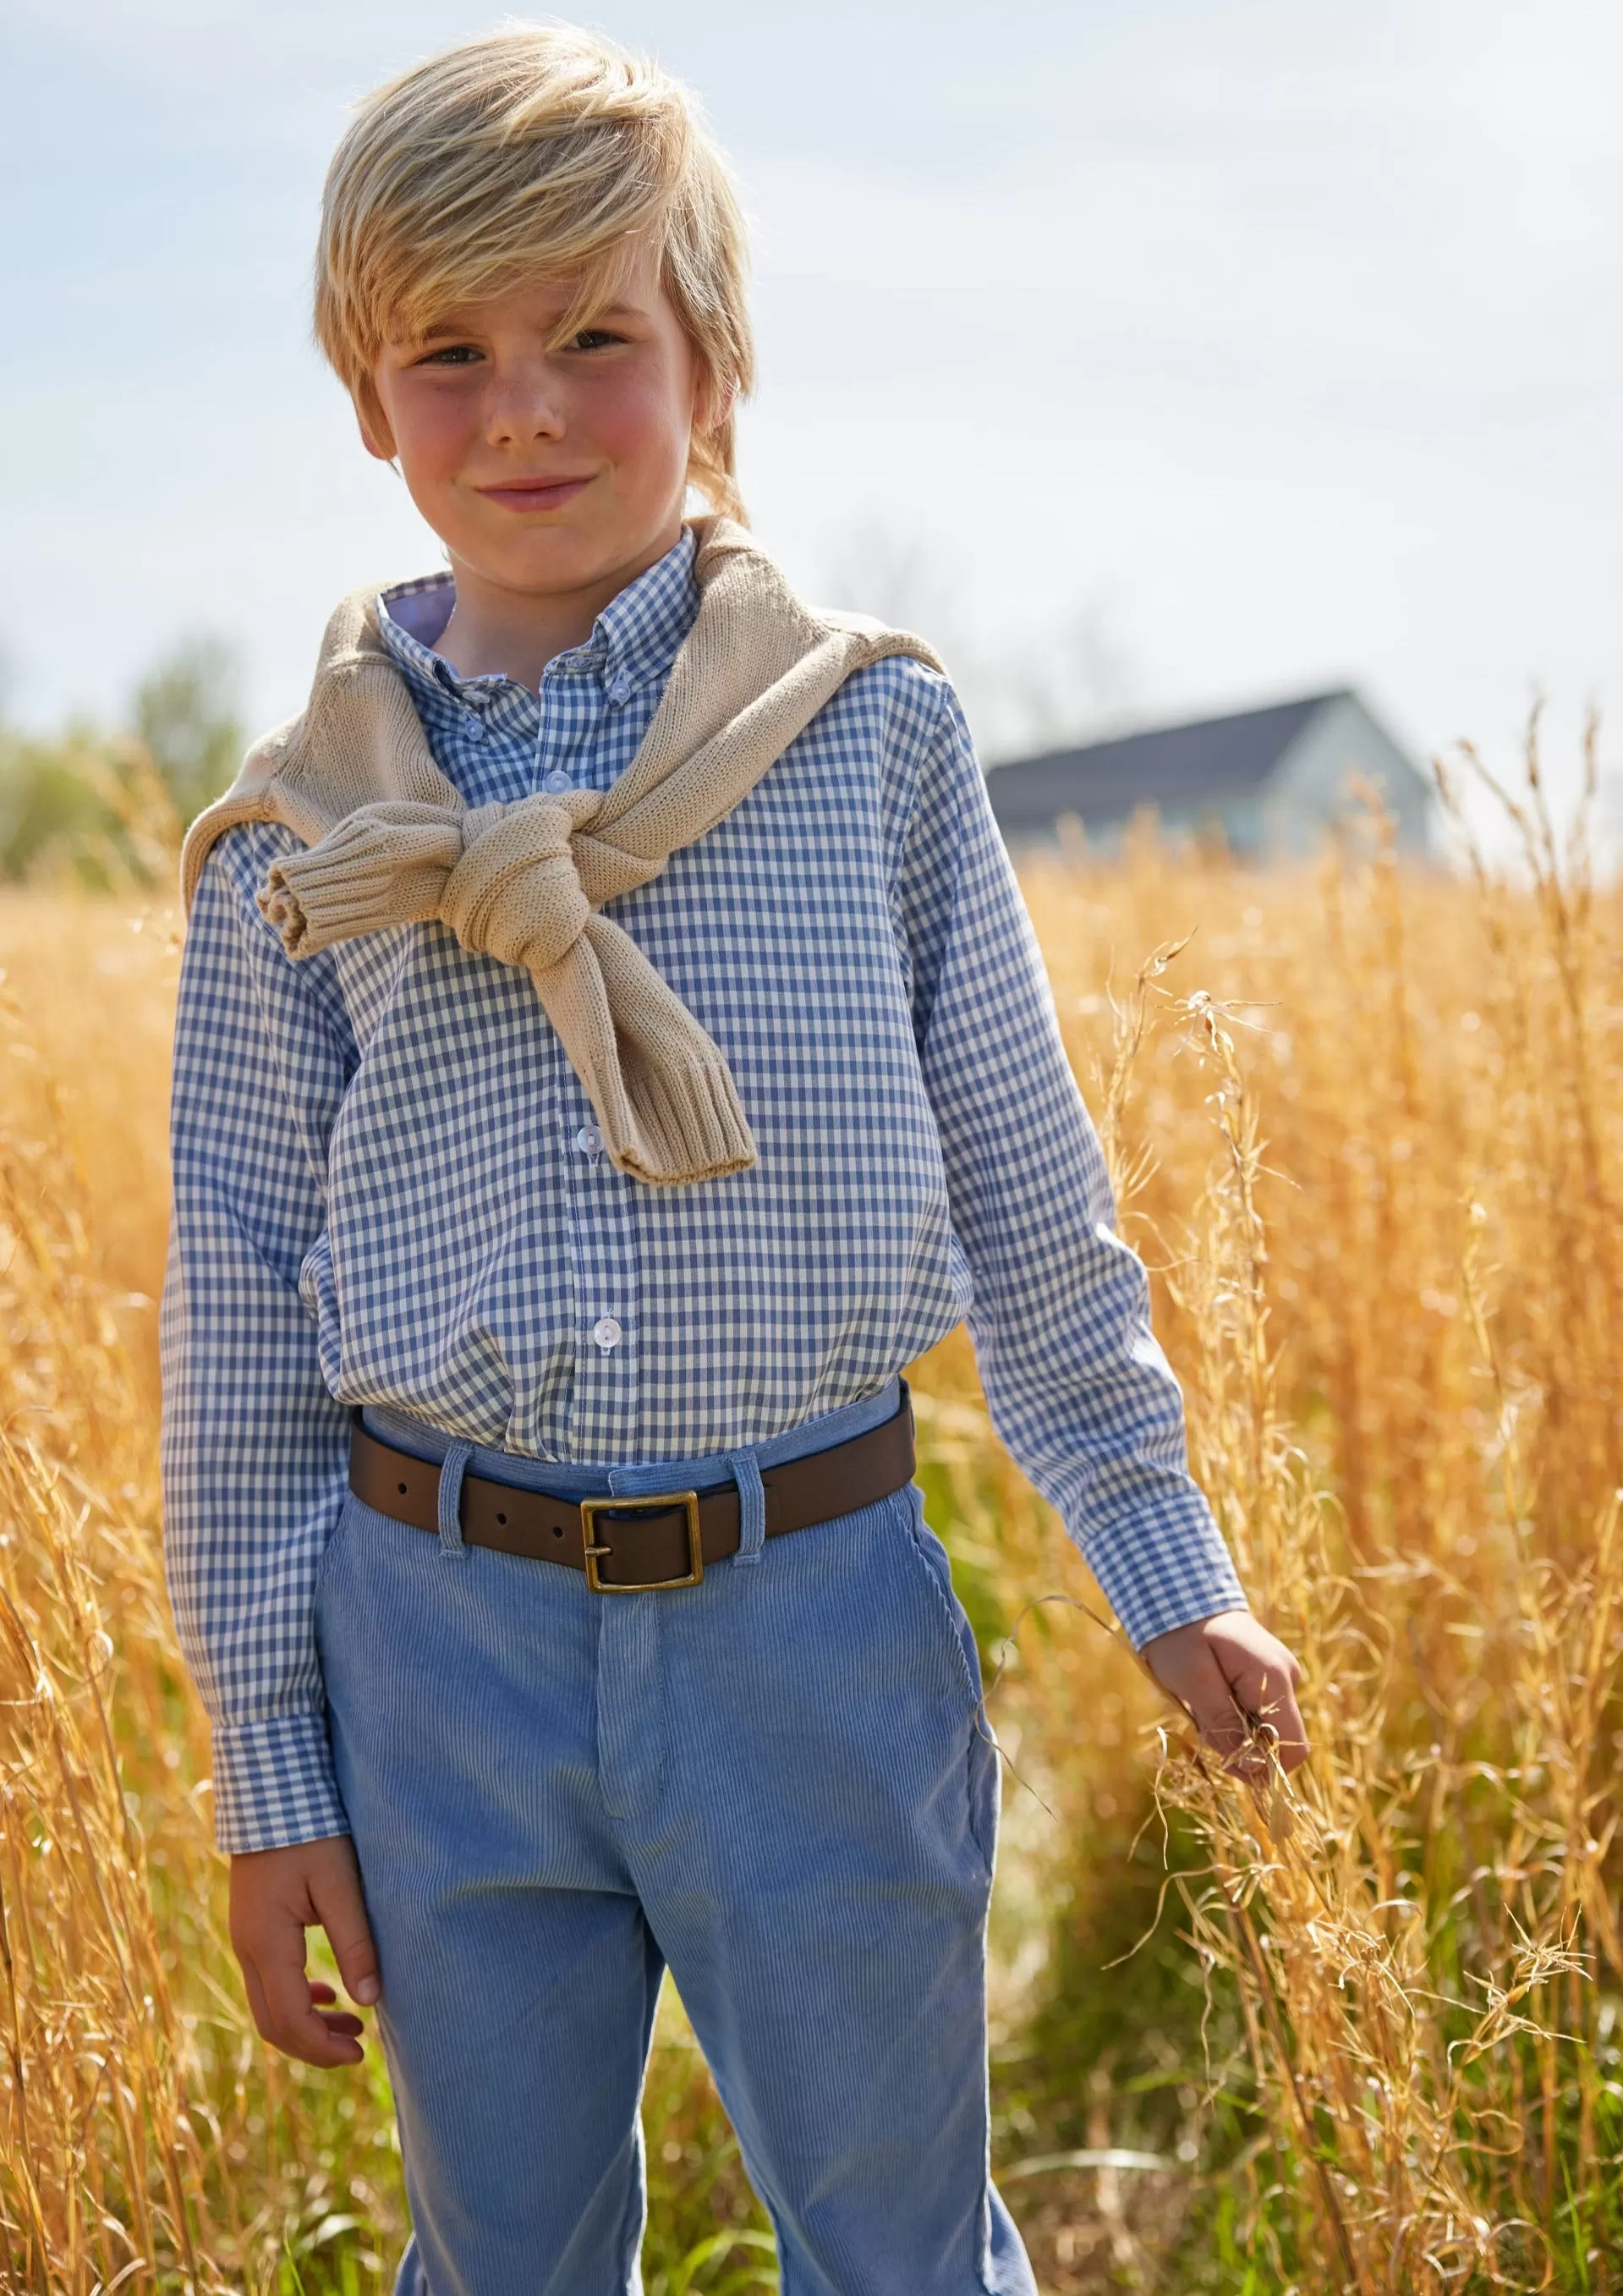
[
  {"xmin": 575, "ymin": 1123, "xmax": 604, "ymax": 1158},
  {"xmin": 542, "ymin": 769, "xmax": 573, "ymax": 794},
  {"xmin": 591, "ymin": 1315, "xmax": 622, "ymax": 1352},
  {"xmin": 606, "ymin": 671, "xmax": 633, "ymax": 707}
]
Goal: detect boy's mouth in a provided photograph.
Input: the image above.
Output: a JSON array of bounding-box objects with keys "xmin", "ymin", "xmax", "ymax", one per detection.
[{"xmin": 475, "ymin": 474, "xmax": 595, "ymax": 513}]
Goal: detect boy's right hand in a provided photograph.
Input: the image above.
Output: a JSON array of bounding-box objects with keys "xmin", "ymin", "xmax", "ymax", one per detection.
[{"xmin": 228, "ymin": 1833, "xmax": 381, "ymax": 2068}]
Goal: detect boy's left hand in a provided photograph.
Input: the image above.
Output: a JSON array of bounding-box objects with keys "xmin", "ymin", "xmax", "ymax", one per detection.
[{"xmin": 1139, "ymin": 1609, "xmax": 1308, "ymax": 1777}]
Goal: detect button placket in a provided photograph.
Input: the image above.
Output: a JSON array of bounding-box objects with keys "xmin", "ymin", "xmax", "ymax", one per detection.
[
  {"xmin": 532, "ymin": 648, "xmax": 605, "ymax": 798},
  {"xmin": 566, "ymin": 1094, "xmax": 639, "ymax": 1458},
  {"xmin": 452, "ymin": 680, "xmax": 541, "ymax": 810}
]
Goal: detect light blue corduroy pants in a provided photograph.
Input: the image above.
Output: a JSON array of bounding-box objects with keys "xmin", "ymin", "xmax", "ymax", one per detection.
[{"xmin": 317, "ymin": 1381, "xmax": 1038, "ymax": 2296}]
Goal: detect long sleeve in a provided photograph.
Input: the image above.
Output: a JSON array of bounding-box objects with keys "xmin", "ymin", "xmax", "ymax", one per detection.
[
  {"xmin": 897, "ymin": 684, "xmax": 1247, "ymax": 1649},
  {"xmin": 160, "ymin": 827, "xmax": 357, "ymax": 1853}
]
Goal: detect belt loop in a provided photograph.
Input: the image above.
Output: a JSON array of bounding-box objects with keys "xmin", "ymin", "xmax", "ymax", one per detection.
[
  {"xmin": 727, "ymin": 1450, "xmax": 765, "ymax": 1566},
  {"xmin": 437, "ymin": 1440, "xmax": 473, "ymax": 1557}
]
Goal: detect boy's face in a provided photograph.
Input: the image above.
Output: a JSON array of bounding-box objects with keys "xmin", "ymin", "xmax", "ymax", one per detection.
[{"xmin": 362, "ymin": 239, "xmax": 705, "ymax": 597}]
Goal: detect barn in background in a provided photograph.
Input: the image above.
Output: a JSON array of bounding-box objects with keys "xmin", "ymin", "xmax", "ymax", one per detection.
[{"xmin": 985, "ymin": 689, "xmax": 1431, "ymax": 860}]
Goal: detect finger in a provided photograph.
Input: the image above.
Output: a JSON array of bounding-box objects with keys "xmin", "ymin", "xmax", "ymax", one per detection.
[
  {"xmin": 1261, "ymin": 1678, "xmax": 1311, "ymax": 1772},
  {"xmin": 241, "ymin": 1958, "xmax": 361, "ymax": 2052},
  {"xmin": 1229, "ymin": 1656, "xmax": 1309, "ymax": 1760},
  {"xmin": 309, "ymin": 1847, "xmax": 383, "ymax": 2010},
  {"xmin": 1176, "ymin": 1645, "xmax": 1260, "ymax": 1768},
  {"xmin": 239, "ymin": 1954, "xmax": 279, "ymax": 2048},
  {"xmin": 243, "ymin": 1927, "xmax": 366, "ymax": 2068},
  {"xmin": 267, "ymin": 1982, "xmax": 365, "ymax": 2067},
  {"xmin": 305, "ymin": 1976, "xmax": 360, "ymax": 2035}
]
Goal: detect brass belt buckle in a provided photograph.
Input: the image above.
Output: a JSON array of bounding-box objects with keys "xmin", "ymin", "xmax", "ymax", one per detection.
[{"xmin": 579, "ymin": 1491, "xmax": 704, "ymax": 1592}]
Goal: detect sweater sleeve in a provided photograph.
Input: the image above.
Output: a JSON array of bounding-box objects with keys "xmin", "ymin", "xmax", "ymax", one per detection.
[
  {"xmin": 896, "ymin": 679, "xmax": 1247, "ymax": 1648},
  {"xmin": 159, "ymin": 828, "xmax": 356, "ymax": 1853}
]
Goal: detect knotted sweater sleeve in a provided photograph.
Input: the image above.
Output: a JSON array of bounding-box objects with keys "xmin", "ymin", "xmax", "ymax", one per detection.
[
  {"xmin": 896, "ymin": 678, "xmax": 1247, "ymax": 1648},
  {"xmin": 160, "ymin": 830, "xmax": 356, "ymax": 1853}
]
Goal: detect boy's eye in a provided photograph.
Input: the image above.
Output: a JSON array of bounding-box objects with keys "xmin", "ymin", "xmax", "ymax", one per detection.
[
  {"xmin": 417, "ymin": 343, "xmax": 482, "ymax": 366},
  {"xmin": 569, "ymin": 327, "xmax": 623, "ymax": 352}
]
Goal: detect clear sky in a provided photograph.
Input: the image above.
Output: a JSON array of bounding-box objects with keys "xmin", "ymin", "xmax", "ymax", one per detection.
[{"xmin": 4, "ymin": 0, "xmax": 1620, "ymax": 802}]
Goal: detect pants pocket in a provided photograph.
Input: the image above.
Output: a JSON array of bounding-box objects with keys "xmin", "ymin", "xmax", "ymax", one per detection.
[
  {"xmin": 896, "ymin": 1484, "xmax": 984, "ymax": 1711},
  {"xmin": 894, "ymin": 1486, "xmax": 999, "ymax": 1876},
  {"xmin": 310, "ymin": 1484, "xmax": 362, "ymax": 1614}
]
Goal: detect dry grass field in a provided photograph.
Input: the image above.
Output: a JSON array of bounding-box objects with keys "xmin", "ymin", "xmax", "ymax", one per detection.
[{"xmin": 2, "ymin": 742, "xmax": 1621, "ymax": 2292}]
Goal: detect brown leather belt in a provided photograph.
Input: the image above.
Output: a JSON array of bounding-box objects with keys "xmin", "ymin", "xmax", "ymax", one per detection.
[{"xmin": 349, "ymin": 1387, "xmax": 916, "ymax": 1592}]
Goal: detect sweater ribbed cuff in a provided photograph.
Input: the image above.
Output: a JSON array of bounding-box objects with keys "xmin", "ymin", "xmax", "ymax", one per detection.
[{"xmin": 616, "ymin": 1061, "xmax": 759, "ymax": 1186}]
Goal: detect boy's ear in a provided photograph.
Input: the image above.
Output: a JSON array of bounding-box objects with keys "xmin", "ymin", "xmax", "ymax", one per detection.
[
  {"xmin": 693, "ymin": 369, "xmax": 735, "ymax": 442},
  {"xmin": 353, "ymin": 376, "xmax": 398, "ymax": 464}
]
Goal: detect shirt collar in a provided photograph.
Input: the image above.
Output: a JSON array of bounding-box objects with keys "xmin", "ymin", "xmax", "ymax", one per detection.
[{"xmin": 375, "ymin": 526, "xmax": 699, "ymax": 711}]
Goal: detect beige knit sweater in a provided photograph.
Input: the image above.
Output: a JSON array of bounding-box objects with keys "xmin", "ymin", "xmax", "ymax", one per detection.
[{"xmin": 179, "ymin": 519, "xmax": 942, "ymax": 1186}]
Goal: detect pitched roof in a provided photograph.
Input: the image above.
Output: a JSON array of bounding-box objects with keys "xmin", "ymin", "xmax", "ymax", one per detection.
[{"xmin": 985, "ymin": 689, "xmax": 1349, "ymax": 831}]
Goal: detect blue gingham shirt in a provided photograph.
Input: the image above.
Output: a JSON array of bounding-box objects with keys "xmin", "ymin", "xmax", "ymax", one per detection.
[{"xmin": 160, "ymin": 530, "xmax": 1246, "ymax": 1854}]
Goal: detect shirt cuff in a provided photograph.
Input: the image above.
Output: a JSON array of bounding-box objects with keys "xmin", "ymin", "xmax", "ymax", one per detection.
[
  {"xmin": 1079, "ymin": 1490, "xmax": 1250, "ymax": 1651},
  {"xmin": 210, "ymin": 1712, "xmax": 350, "ymax": 1855}
]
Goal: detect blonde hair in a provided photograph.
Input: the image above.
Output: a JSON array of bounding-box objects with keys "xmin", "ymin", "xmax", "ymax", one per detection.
[{"xmin": 315, "ymin": 24, "xmax": 754, "ymax": 520}]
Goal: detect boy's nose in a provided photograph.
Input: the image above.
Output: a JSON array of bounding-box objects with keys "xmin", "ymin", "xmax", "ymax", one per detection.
[{"xmin": 485, "ymin": 371, "xmax": 567, "ymax": 444}]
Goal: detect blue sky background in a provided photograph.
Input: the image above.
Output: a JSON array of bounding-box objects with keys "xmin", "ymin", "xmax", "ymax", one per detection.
[{"xmin": 3, "ymin": 0, "xmax": 1620, "ymax": 802}]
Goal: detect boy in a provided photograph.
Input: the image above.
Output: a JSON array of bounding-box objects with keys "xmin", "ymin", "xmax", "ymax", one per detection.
[{"xmin": 162, "ymin": 25, "xmax": 1307, "ymax": 2293}]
